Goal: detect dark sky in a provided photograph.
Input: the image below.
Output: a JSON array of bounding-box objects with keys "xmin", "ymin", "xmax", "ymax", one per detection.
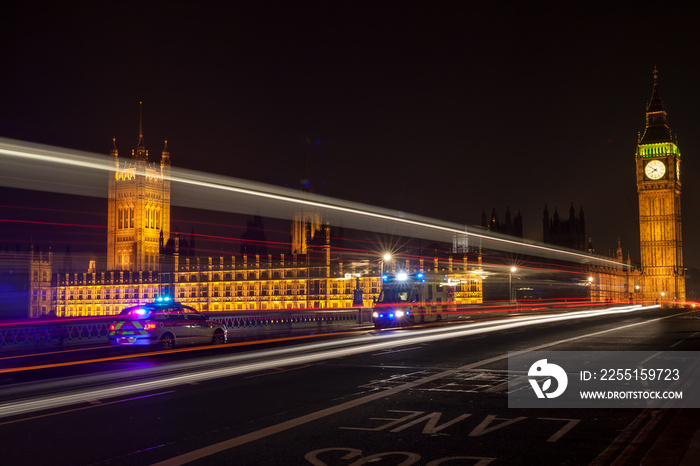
[{"xmin": 3, "ymin": 1, "xmax": 700, "ymax": 267}]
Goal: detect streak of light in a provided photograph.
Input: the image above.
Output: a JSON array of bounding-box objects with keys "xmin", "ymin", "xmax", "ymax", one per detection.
[
  {"xmin": 0, "ymin": 304, "xmax": 660, "ymax": 419},
  {"xmin": 0, "ymin": 137, "xmax": 625, "ymax": 267},
  {"xmin": 0, "ymin": 218, "xmax": 105, "ymax": 229},
  {"xmin": 0, "ymin": 328, "xmax": 367, "ymax": 374},
  {"xmin": 0, "ymin": 344, "xmax": 109, "ymax": 361},
  {"xmin": 0, "ymin": 391, "xmax": 174, "ymax": 427}
]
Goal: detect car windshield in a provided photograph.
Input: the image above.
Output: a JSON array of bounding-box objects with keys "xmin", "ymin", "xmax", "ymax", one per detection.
[{"xmin": 377, "ymin": 288, "xmax": 410, "ymax": 304}]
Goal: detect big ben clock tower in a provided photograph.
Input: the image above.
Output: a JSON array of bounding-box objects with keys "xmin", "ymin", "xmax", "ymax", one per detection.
[{"xmin": 636, "ymin": 67, "xmax": 685, "ymax": 302}]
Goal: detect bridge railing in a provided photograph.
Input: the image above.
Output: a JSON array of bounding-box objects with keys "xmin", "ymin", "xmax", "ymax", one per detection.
[{"xmin": 0, "ymin": 307, "xmax": 374, "ymax": 350}]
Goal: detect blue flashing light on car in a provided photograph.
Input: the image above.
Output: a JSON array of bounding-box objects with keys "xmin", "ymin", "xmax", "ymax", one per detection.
[{"xmin": 382, "ymin": 274, "xmax": 389, "ymax": 282}]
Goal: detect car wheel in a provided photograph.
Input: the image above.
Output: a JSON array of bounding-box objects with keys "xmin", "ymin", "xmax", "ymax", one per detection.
[
  {"xmin": 211, "ymin": 330, "xmax": 225, "ymax": 345},
  {"xmin": 159, "ymin": 333, "xmax": 175, "ymax": 350}
]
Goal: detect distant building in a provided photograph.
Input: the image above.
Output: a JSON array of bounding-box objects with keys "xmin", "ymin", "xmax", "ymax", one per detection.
[
  {"xmin": 542, "ymin": 203, "xmax": 586, "ymax": 251},
  {"xmin": 481, "ymin": 207, "xmax": 523, "ymax": 237}
]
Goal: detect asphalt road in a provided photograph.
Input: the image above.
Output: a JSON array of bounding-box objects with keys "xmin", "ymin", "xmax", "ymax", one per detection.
[{"xmin": 1, "ymin": 306, "xmax": 699, "ymax": 465}]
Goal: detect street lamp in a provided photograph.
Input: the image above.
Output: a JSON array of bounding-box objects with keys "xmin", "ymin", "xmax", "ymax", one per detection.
[
  {"xmin": 380, "ymin": 253, "xmax": 392, "ymax": 278},
  {"xmin": 509, "ymin": 267, "xmax": 517, "ymax": 304}
]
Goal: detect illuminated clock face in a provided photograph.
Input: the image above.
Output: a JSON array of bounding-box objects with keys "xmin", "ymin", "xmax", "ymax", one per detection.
[{"xmin": 645, "ymin": 160, "xmax": 666, "ymax": 180}]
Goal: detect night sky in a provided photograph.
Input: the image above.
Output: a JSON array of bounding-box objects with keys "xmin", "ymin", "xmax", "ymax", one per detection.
[{"xmin": 3, "ymin": 1, "xmax": 700, "ymax": 267}]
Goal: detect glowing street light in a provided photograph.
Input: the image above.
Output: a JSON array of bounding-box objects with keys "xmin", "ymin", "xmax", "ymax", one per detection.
[
  {"xmin": 509, "ymin": 267, "xmax": 518, "ymax": 304},
  {"xmin": 380, "ymin": 253, "xmax": 393, "ymax": 282}
]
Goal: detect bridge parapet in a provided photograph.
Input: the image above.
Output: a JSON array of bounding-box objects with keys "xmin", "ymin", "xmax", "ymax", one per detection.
[{"xmin": 0, "ymin": 307, "xmax": 374, "ymax": 349}]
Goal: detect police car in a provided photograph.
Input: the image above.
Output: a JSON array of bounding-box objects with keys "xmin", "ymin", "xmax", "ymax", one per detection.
[{"xmin": 108, "ymin": 297, "xmax": 227, "ymax": 350}]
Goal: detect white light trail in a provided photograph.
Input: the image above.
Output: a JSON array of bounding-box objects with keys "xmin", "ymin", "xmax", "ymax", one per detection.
[
  {"xmin": 0, "ymin": 137, "xmax": 624, "ymax": 266},
  {"xmin": 0, "ymin": 305, "xmax": 658, "ymax": 419}
]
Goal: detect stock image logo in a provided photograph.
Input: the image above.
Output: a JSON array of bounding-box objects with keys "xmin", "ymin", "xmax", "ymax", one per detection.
[{"xmin": 528, "ymin": 359, "xmax": 568, "ymax": 399}]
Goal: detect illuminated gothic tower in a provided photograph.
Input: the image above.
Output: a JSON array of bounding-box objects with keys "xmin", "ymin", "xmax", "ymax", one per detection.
[
  {"xmin": 291, "ymin": 143, "xmax": 322, "ymax": 256},
  {"xmin": 636, "ymin": 68, "xmax": 685, "ymax": 301},
  {"xmin": 107, "ymin": 103, "xmax": 171, "ymax": 271}
]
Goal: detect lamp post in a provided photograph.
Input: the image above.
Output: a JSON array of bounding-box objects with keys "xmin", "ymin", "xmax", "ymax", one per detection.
[
  {"xmin": 381, "ymin": 253, "xmax": 392, "ymax": 277},
  {"xmin": 509, "ymin": 266, "xmax": 517, "ymax": 304},
  {"xmin": 379, "ymin": 253, "xmax": 392, "ymax": 300}
]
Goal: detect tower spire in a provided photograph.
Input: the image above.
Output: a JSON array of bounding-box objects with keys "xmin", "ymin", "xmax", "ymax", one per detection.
[
  {"xmin": 138, "ymin": 101, "xmax": 144, "ymax": 149},
  {"xmin": 640, "ymin": 67, "xmax": 671, "ymax": 143},
  {"xmin": 133, "ymin": 101, "xmax": 148, "ymax": 161},
  {"xmin": 161, "ymin": 139, "xmax": 170, "ymax": 166}
]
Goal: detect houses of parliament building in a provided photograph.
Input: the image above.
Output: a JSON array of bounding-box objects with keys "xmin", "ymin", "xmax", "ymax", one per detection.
[
  {"xmin": 26, "ymin": 68, "xmax": 686, "ymax": 318},
  {"xmin": 27, "ymin": 109, "xmax": 484, "ymax": 318}
]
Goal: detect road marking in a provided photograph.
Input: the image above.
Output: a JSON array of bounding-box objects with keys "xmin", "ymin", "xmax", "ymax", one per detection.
[
  {"xmin": 371, "ymin": 345, "xmax": 423, "ymax": 356},
  {"xmin": 670, "ymin": 331, "xmax": 700, "ymax": 348},
  {"xmin": 152, "ymin": 311, "xmax": 685, "ymax": 465},
  {"xmin": 303, "ymin": 447, "xmax": 496, "ymax": 465},
  {"xmin": 592, "ymin": 349, "xmax": 700, "ymax": 465},
  {"xmin": 538, "ymin": 418, "xmax": 581, "ymax": 442}
]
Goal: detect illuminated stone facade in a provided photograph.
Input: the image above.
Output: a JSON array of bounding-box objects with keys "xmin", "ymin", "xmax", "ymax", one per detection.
[
  {"xmin": 589, "ymin": 242, "xmax": 637, "ymax": 303},
  {"xmin": 28, "ymin": 247, "xmax": 53, "ymax": 318},
  {"xmin": 636, "ymin": 68, "xmax": 685, "ymax": 302},
  {"xmin": 27, "ymin": 111, "xmax": 483, "ymax": 318},
  {"xmin": 107, "ymin": 103, "xmax": 171, "ymax": 272},
  {"xmin": 34, "ymin": 249, "xmax": 482, "ymax": 317}
]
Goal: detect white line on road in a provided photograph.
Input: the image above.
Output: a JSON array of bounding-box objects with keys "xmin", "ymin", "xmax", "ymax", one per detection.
[{"xmin": 151, "ymin": 310, "xmax": 684, "ymax": 465}]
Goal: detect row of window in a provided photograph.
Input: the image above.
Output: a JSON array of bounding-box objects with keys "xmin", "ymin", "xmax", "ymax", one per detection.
[
  {"xmin": 639, "ymin": 143, "xmax": 679, "ymax": 156},
  {"xmin": 117, "ymin": 205, "xmax": 163, "ymax": 229},
  {"xmin": 54, "ymin": 298, "xmax": 354, "ymax": 317},
  {"xmin": 177, "ymin": 270, "xmax": 327, "ymax": 281},
  {"xmin": 118, "ymin": 206, "xmax": 134, "ymax": 229}
]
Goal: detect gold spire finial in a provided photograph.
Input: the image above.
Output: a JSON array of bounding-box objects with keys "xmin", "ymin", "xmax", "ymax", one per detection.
[
  {"xmin": 138, "ymin": 101, "xmax": 144, "ymax": 145},
  {"xmin": 134, "ymin": 101, "xmax": 147, "ymax": 160},
  {"xmin": 653, "ymin": 66, "xmax": 658, "ymax": 84}
]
